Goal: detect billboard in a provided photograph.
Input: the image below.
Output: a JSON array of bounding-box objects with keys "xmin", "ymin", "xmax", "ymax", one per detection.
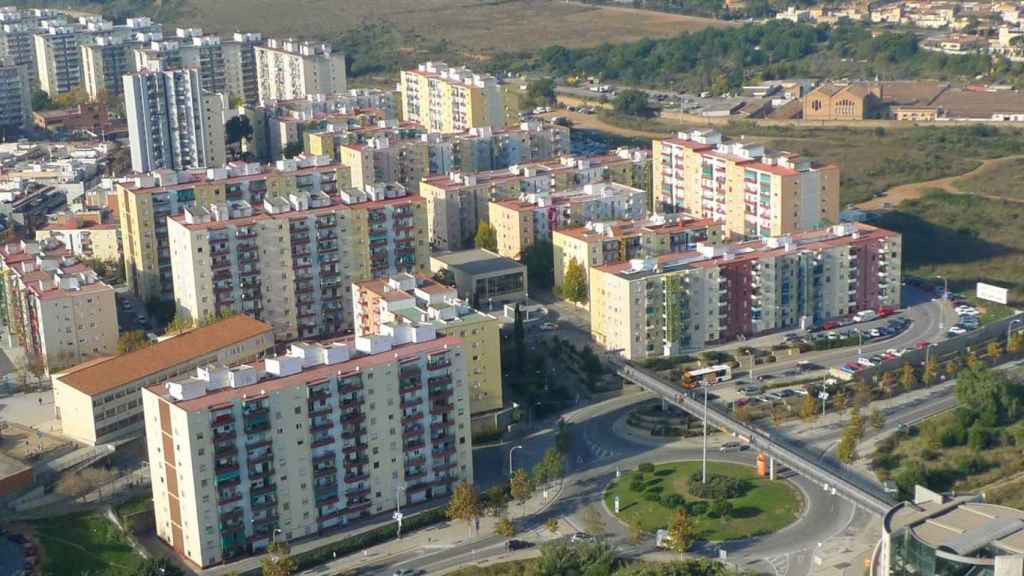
[{"xmin": 977, "ymin": 282, "xmax": 1009, "ymax": 305}]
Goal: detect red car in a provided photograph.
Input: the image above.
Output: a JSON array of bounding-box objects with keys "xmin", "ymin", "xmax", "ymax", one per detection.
[
  {"xmin": 878, "ymin": 306, "xmax": 896, "ymax": 317},
  {"xmin": 823, "ymin": 320, "xmax": 842, "ymax": 330},
  {"xmin": 916, "ymin": 341, "xmax": 931, "ymax": 350}
]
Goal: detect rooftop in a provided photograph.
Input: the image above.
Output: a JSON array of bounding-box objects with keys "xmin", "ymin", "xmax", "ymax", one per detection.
[
  {"xmin": 886, "ymin": 488, "xmax": 1024, "ymax": 557},
  {"xmin": 420, "ymin": 153, "xmax": 634, "ymax": 192},
  {"xmin": 356, "ymin": 274, "xmax": 496, "ymax": 331},
  {"xmin": 432, "ymin": 248, "xmax": 525, "ymax": 276},
  {"xmin": 555, "ymin": 215, "xmax": 718, "ymax": 242},
  {"xmin": 54, "ymin": 315, "xmax": 273, "ymax": 397},
  {"xmin": 118, "ymin": 157, "xmax": 340, "ymax": 195}
]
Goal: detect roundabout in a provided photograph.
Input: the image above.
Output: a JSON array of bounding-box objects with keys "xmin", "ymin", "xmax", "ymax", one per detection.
[{"xmin": 604, "ymin": 460, "xmax": 804, "ymax": 542}]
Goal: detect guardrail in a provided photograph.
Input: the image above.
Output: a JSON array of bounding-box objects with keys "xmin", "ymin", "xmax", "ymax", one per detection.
[{"xmin": 615, "ymin": 361, "xmax": 894, "ymax": 516}]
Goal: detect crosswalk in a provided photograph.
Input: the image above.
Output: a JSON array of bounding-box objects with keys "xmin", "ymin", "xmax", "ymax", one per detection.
[{"xmin": 581, "ymin": 424, "xmax": 618, "ymax": 462}]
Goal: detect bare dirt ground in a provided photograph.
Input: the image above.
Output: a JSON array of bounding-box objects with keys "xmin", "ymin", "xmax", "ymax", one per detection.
[
  {"xmin": 171, "ymin": 0, "xmax": 733, "ymax": 51},
  {"xmin": 857, "ymin": 155, "xmax": 1024, "ymax": 210}
]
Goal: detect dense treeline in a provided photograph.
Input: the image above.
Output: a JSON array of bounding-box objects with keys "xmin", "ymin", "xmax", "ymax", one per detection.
[{"xmin": 525, "ymin": 21, "xmax": 1024, "ymax": 92}]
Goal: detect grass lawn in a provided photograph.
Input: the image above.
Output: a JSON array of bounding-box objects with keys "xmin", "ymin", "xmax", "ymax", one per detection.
[
  {"xmin": 876, "ymin": 190, "xmax": 1024, "ymax": 307},
  {"xmin": 33, "ymin": 513, "xmax": 146, "ymax": 576},
  {"xmin": 115, "ymin": 496, "xmax": 153, "ymax": 519},
  {"xmin": 953, "ymin": 160, "xmax": 1024, "ymax": 200},
  {"xmin": 604, "ymin": 461, "xmax": 802, "ymax": 541},
  {"xmin": 447, "ymin": 560, "xmax": 536, "ymax": 576}
]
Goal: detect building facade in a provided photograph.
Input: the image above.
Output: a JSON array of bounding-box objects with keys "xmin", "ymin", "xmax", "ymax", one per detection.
[
  {"xmin": 429, "ymin": 249, "xmax": 527, "ymax": 306},
  {"xmin": 141, "ymin": 335, "xmax": 472, "ymax": 567},
  {"xmin": 400, "ymin": 62, "xmax": 504, "ymax": 133},
  {"xmin": 33, "ymin": 26, "xmax": 81, "ymax": 96},
  {"xmin": 489, "ymin": 182, "xmax": 648, "ymax": 259},
  {"xmin": 167, "ymin": 183, "xmax": 428, "ymax": 341},
  {"xmin": 79, "ymin": 36, "xmax": 133, "ymax": 100},
  {"xmin": 123, "ymin": 68, "xmax": 226, "ymax": 173},
  {"xmin": 590, "ymin": 223, "xmax": 901, "ymax": 360},
  {"xmin": 117, "ymin": 157, "xmax": 348, "ymax": 303},
  {"xmin": 223, "ymin": 32, "xmax": 262, "ymax": 106},
  {"xmin": 802, "ymin": 82, "xmax": 881, "ymax": 121},
  {"xmin": 35, "ymin": 220, "xmax": 121, "ymax": 262},
  {"xmin": 552, "ymin": 215, "xmax": 725, "ymax": 295},
  {"xmin": 254, "ymin": 39, "xmax": 346, "ymax": 103},
  {"xmin": 652, "ymin": 130, "xmax": 839, "ymax": 239},
  {"xmin": 52, "ymin": 315, "xmax": 273, "ymax": 446},
  {"xmin": 353, "ymin": 273, "xmax": 503, "ymax": 415},
  {"xmin": 0, "ymin": 239, "xmax": 117, "ymax": 371},
  {"xmin": 0, "ymin": 64, "xmax": 31, "ymax": 129}
]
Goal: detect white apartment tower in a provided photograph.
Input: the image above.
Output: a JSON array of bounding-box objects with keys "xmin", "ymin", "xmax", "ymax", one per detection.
[
  {"xmin": 0, "ymin": 65, "xmax": 31, "ymax": 129},
  {"xmin": 142, "ymin": 336, "xmax": 473, "ymax": 567},
  {"xmin": 223, "ymin": 32, "xmax": 262, "ymax": 106},
  {"xmin": 254, "ymin": 38, "xmax": 346, "ymax": 103},
  {"xmin": 34, "ymin": 26, "xmax": 82, "ymax": 95},
  {"xmin": 80, "ymin": 36, "xmax": 134, "ymax": 100},
  {"xmin": 123, "ymin": 68, "xmax": 226, "ymax": 173}
]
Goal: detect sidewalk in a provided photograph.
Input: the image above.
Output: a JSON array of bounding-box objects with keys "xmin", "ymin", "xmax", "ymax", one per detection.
[{"xmin": 296, "ymin": 482, "xmax": 566, "ymax": 575}]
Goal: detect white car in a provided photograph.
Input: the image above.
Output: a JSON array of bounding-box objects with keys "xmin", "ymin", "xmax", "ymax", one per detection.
[
  {"xmin": 858, "ymin": 357, "xmax": 876, "ymax": 367},
  {"xmin": 947, "ymin": 326, "xmax": 967, "ymax": 336},
  {"xmin": 539, "ymin": 322, "xmax": 558, "ymax": 331},
  {"xmin": 956, "ymin": 306, "xmax": 979, "ymax": 316}
]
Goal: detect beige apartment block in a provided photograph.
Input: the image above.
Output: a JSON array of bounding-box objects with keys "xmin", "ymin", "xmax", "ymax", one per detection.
[
  {"xmin": 255, "ymin": 38, "xmax": 346, "ymax": 103},
  {"xmin": 353, "ymin": 273, "xmax": 502, "ymax": 414},
  {"xmin": 142, "ymin": 335, "xmax": 472, "ymax": 567},
  {"xmin": 168, "ymin": 184, "xmax": 428, "ymax": 341},
  {"xmin": 400, "ymin": 62, "xmax": 504, "ymax": 133},
  {"xmin": 420, "ymin": 151, "xmax": 648, "ymax": 251},
  {"xmin": 117, "ymin": 157, "xmax": 348, "ymax": 303},
  {"xmin": 339, "ymin": 136, "xmax": 430, "ymax": 192},
  {"xmin": 652, "ymin": 130, "xmax": 839, "ymax": 239},
  {"xmin": 488, "ymin": 182, "xmax": 649, "ymax": 259},
  {"xmin": 0, "ymin": 239, "xmax": 117, "ymax": 372},
  {"xmin": 52, "ymin": 315, "xmax": 273, "ymax": 446},
  {"xmin": 35, "ymin": 221, "xmax": 121, "ymax": 263},
  {"xmin": 552, "ymin": 215, "xmax": 725, "ymax": 296},
  {"xmin": 590, "ymin": 223, "xmax": 901, "ymax": 360}
]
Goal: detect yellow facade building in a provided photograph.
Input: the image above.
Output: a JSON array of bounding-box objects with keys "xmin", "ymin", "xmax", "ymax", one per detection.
[{"xmin": 400, "ymin": 62, "xmax": 505, "ymax": 133}]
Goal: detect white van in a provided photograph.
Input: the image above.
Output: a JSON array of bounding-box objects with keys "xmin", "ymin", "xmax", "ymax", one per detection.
[{"xmin": 853, "ymin": 310, "xmax": 877, "ymax": 323}]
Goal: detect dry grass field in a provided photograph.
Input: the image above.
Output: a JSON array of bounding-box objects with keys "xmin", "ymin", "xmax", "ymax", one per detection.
[{"xmin": 168, "ymin": 0, "xmax": 732, "ymax": 52}]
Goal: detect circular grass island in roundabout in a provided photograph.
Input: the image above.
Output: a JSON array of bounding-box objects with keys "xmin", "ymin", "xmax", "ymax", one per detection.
[{"xmin": 604, "ymin": 460, "xmax": 803, "ymax": 541}]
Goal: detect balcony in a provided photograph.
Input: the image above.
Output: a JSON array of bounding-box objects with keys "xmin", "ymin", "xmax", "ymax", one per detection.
[
  {"xmin": 312, "ymin": 453, "xmax": 335, "ymax": 466},
  {"xmin": 338, "ymin": 380, "xmax": 363, "ymax": 394},
  {"xmin": 401, "ymin": 412, "xmax": 424, "ymax": 425},
  {"xmin": 311, "ymin": 436, "xmax": 335, "ymax": 448},
  {"xmin": 313, "ymin": 466, "xmax": 337, "ymax": 478},
  {"xmin": 405, "ymin": 468, "xmax": 426, "ymax": 481},
  {"xmin": 218, "ymin": 492, "xmax": 242, "ymax": 505},
  {"xmin": 403, "ymin": 439, "xmax": 426, "ymax": 452},
  {"xmin": 429, "ymin": 389, "xmax": 453, "ymax": 402},
  {"xmin": 400, "ymin": 396, "xmax": 423, "ymax": 409},
  {"xmin": 342, "ymin": 442, "xmax": 368, "ymax": 455},
  {"xmin": 344, "ymin": 472, "xmax": 369, "ymax": 484},
  {"xmin": 427, "ymin": 374, "xmax": 451, "ymax": 387},
  {"xmin": 311, "ymin": 420, "xmax": 334, "ymax": 433},
  {"xmin": 429, "ymin": 403, "xmax": 454, "ymax": 416},
  {"xmin": 402, "ymin": 426, "xmax": 423, "ymax": 439},
  {"xmin": 399, "ymin": 378, "xmax": 420, "ymax": 393},
  {"xmin": 340, "ymin": 411, "xmax": 365, "ymax": 426},
  {"xmin": 430, "ymin": 420, "xmax": 452, "ymax": 433},
  {"xmin": 426, "ymin": 358, "xmax": 451, "ymax": 371},
  {"xmin": 251, "ymin": 483, "xmax": 276, "ymax": 497},
  {"xmin": 434, "ymin": 461, "xmax": 457, "ymax": 472},
  {"xmin": 343, "ymin": 456, "xmax": 369, "ymax": 469},
  {"xmin": 432, "ymin": 446, "xmax": 456, "ymax": 459},
  {"xmin": 341, "ymin": 427, "xmax": 366, "ymax": 440}
]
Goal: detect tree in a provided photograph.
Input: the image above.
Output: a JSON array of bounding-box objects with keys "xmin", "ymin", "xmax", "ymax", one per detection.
[
  {"xmin": 523, "ymin": 240, "xmax": 554, "ymax": 289},
  {"xmin": 225, "ymin": 115, "xmax": 253, "ymax": 145},
  {"xmin": 988, "ymin": 341, "xmax": 1004, "ymax": 360},
  {"xmin": 945, "ymin": 358, "xmax": 960, "ymax": 379},
  {"xmin": 474, "ymin": 221, "xmax": 497, "ymax": 251},
  {"xmin": 525, "ymin": 78, "xmax": 556, "ymax": 108},
  {"xmin": 900, "ymin": 363, "xmax": 917, "ymax": 392},
  {"xmin": 923, "ymin": 355, "xmax": 939, "ymax": 386},
  {"xmin": 510, "ymin": 468, "xmax": 533, "ymax": 517},
  {"xmin": 853, "ymin": 378, "xmax": 872, "ymax": 407},
  {"xmin": 708, "ymin": 498, "xmax": 733, "ymax": 519},
  {"xmin": 581, "ymin": 504, "xmax": 607, "ymax": 536},
  {"xmin": 966, "ymin": 349, "xmax": 981, "ymax": 370},
  {"xmin": 735, "ymin": 404, "xmax": 751, "ymax": 422},
  {"xmin": 117, "ymin": 330, "xmax": 151, "ymax": 353},
  {"xmin": 282, "ymin": 141, "xmax": 304, "ymax": 159},
  {"xmin": 611, "ymin": 89, "xmax": 653, "ymax": 117},
  {"xmin": 31, "ymin": 89, "xmax": 51, "ymax": 111},
  {"xmin": 561, "ymin": 257, "xmax": 588, "ymax": 303},
  {"xmin": 833, "ymin": 392, "xmax": 848, "ymax": 415},
  {"xmin": 533, "ymin": 540, "xmax": 615, "ymax": 576},
  {"xmin": 837, "ymin": 430, "xmax": 859, "ymax": 463},
  {"xmin": 869, "ymin": 407, "xmax": 885, "ymax": 431},
  {"xmin": 534, "ymin": 448, "xmax": 565, "ymax": 486},
  {"xmin": 546, "ymin": 517, "xmax": 559, "ymax": 535},
  {"xmin": 496, "ymin": 517, "xmax": 517, "ymax": 538},
  {"xmin": 138, "ymin": 559, "xmax": 184, "ymax": 576},
  {"xmin": 799, "ymin": 393, "xmax": 818, "ymax": 421},
  {"xmin": 261, "ymin": 541, "xmax": 296, "ymax": 576},
  {"xmin": 555, "ymin": 419, "xmax": 574, "ymax": 455},
  {"xmin": 484, "ymin": 485, "xmax": 509, "ymax": 518},
  {"xmin": 665, "ymin": 508, "xmax": 697, "ymax": 558},
  {"xmin": 880, "ymin": 371, "xmax": 898, "ymax": 397},
  {"xmin": 849, "ymin": 406, "xmax": 865, "ymax": 440},
  {"xmin": 628, "ymin": 523, "xmax": 645, "ymax": 545},
  {"xmin": 166, "ymin": 314, "xmax": 195, "ymax": 335},
  {"xmin": 1010, "ymin": 333, "xmax": 1024, "ymax": 354},
  {"xmin": 447, "ymin": 481, "xmax": 483, "ymax": 536}
]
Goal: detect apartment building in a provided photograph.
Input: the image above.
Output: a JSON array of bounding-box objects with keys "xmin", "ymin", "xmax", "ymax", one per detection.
[
  {"xmin": 489, "ymin": 182, "xmax": 648, "ymax": 259},
  {"xmin": 589, "ymin": 223, "xmax": 901, "ymax": 360},
  {"xmin": 420, "ymin": 152, "xmax": 647, "ymax": 251},
  {"xmin": 0, "ymin": 239, "xmax": 117, "ymax": 371},
  {"xmin": 52, "ymin": 314, "xmax": 273, "ymax": 446},
  {"xmin": 255, "ymin": 38, "xmax": 346, "ymax": 103},
  {"xmin": 400, "ymin": 62, "xmax": 504, "ymax": 133},
  {"xmin": 167, "ymin": 183, "xmax": 428, "ymax": 341},
  {"xmin": 141, "ymin": 334, "xmax": 472, "ymax": 567},
  {"xmin": 223, "ymin": 32, "xmax": 262, "ymax": 106},
  {"xmin": 339, "ymin": 135, "xmax": 429, "ymax": 193},
  {"xmin": 34, "ymin": 26, "xmax": 82, "ymax": 95},
  {"xmin": 35, "ymin": 219, "xmax": 121, "ymax": 262},
  {"xmin": 353, "ymin": 273, "xmax": 502, "ymax": 415},
  {"xmin": 123, "ymin": 68, "xmax": 226, "ymax": 173},
  {"xmin": 79, "ymin": 36, "xmax": 133, "ymax": 99},
  {"xmin": 652, "ymin": 130, "xmax": 839, "ymax": 239},
  {"xmin": 179, "ymin": 33, "xmax": 227, "ymax": 95},
  {"xmin": 117, "ymin": 157, "xmax": 347, "ymax": 303},
  {"xmin": 0, "ymin": 64, "xmax": 31, "ymax": 129},
  {"xmin": 552, "ymin": 214, "xmax": 725, "ymax": 294},
  {"xmin": 425, "ymin": 121, "xmax": 571, "ymax": 175},
  {"xmin": 0, "ymin": 22, "xmax": 40, "ymax": 87}
]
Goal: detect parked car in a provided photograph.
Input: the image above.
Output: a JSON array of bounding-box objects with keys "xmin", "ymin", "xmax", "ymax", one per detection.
[
  {"xmin": 792, "ymin": 387, "xmax": 809, "ymax": 397},
  {"xmin": 878, "ymin": 306, "xmax": 896, "ymax": 317},
  {"xmin": 947, "ymin": 326, "xmax": 967, "ymax": 337},
  {"xmin": 570, "ymin": 532, "xmax": 595, "ymax": 543},
  {"xmin": 539, "ymin": 322, "xmax": 558, "ymax": 331},
  {"xmin": 506, "ymin": 539, "xmax": 532, "ymax": 551},
  {"xmin": 858, "ymin": 357, "xmax": 876, "ymax": 367},
  {"xmin": 739, "ymin": 385, "xmax": 762, "ymax": 397},
  {"xmin": 720, "ymin": 441, "xmax": 748, "ymax": 452},
  {"xmin": 916, "ymin": 341, "xmax": 931, "ymax": 350},
  {"xmin": 853, "ymin": 310, "xmax": 878, "ymax": 323}
]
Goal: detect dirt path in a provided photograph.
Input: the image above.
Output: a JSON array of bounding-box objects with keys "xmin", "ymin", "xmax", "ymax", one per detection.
[
  {"xmin": 857, "ymin": 154, "xmax": 1024, "ymax": 210},
  {"xmin": 541, "ymin": 110, "xmax": 675, "ymax": 140}
]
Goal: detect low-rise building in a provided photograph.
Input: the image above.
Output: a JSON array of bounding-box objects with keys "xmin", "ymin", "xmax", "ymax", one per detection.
[
  {"xmin": 52, "ymin": 314, "xmax": 273, "ymax": 446},
  {"xmin": 430, "ymin": 248, "xmax": 527, "ymax": 306},
  {"xmin": 589, "ymin": 223, "xmax": 901, "ymax": 360},
  {"xmin": 489, "ymin": 181, "xmax": 648, "ymax": 259},
  {"xmin": 141, "ymin": 333, "xmax": 472, "ymax": 567},
  {"xmin": 354, "ymin": 273, "xmax": 502, "ymax": 415},
  {"xmin": 0, "ymin": 239, "xmax": 117, "ymax": 371},
  {"xmin": 652, "ymin": 130, "xmax": 839, "ymax": 239},
  {"xmin": 34, "ymin": 213, "xmax": 121, "ymax": 262},
  {"xmin": 32, "ymin": 102, "xmax": 117, "ymax": 134},
  {"xmin": 168, "ymin": 183, "xmax": 428, "ymax": 341},
  {"xmin": 552, "ymin": 214, "xmax": 725, "ymax": 296}
]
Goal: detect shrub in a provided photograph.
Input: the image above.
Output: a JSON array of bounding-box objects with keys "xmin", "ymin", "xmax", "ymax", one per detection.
[
  {"xmin": 642, "ymin": 491, "xmax": 662, "ymax": 503},
  {"xmin": 687, "ymin": 472, "xmax": 749, "ymax": 500},
  {"xmin": 968, "ymin": 424, "xmax": 993, "ymax": 450},
  {"xmin": 638, "ymin": 463, "xmax": 655, "ymax": 474},
  {"xmin": 688, "ymin": 501, "xmax": 709, "ymax": 516},
  {"xmin": 663, "ymin": 494, "xmax": 686, "ymax": 508},
  {"xmin": 645, "ymin": 485, "xmax": 664, "ymax": 495}
]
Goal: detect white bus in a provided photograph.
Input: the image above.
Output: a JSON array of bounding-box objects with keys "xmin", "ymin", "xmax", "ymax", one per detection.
[{"xmin": 682, "ymin": 364, "xmax": 732, "ymax": 388}]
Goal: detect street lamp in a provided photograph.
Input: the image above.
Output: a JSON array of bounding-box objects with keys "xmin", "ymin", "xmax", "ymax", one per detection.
[
  {"xmin": 395, "ymin": 484, "xmax": 406, "ymax": 539},
  {"xmin": 701, "ymin": 377, "xmax": 714, "ymax": 484},
  {"xmin": 509, "ymin": 444, "xmax": 523, "ymax": 476},
  {"xmin": 935, "ymin": 275, "xmax": 948, "ymax": 332},
  {"xmin": 1009, "ymin": 318, "xmax": 1022, "ymax": 351},
  {"xmin": 855, "ymin": 328, "xmax": 863, "ymax": 357}
]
